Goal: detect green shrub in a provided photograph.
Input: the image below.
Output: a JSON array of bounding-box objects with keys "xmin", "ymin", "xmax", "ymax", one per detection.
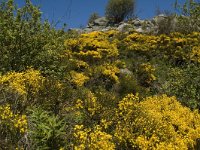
[
  {"xmin": 29, "ymin": 108, "xmax": 67, "ymax": 150},
  {"xmin": 0, "ymin": 0, "xmax": 69, "ymax": 78},
  {"xmin": 118, "ymin": 73, "xmax": 140, "ymax": 96},
  {"xmin": 175, "ymin": 0, "xmax": 200, "ymax": 33},
  {"xmin": 105, "ymin": 0, "xmax": 135, "ymax": 23},
  {"xmin": 156, "ymin": 63, "xmax": 200, "ymax": 110}
]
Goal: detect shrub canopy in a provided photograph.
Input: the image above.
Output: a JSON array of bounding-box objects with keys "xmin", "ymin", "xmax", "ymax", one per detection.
[{"xmin": 105, "ymin": 0, "xmax": 135, "ymax": 23}]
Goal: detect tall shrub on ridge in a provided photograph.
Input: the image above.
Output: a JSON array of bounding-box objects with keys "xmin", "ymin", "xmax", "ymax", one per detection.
[{"xmin": 105, "ymin": 0, "xmax": 135, "ymax": 23}]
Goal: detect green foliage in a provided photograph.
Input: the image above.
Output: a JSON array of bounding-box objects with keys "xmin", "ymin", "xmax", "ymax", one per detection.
[
  {"xmin": 88, "ymin": 12, "xmax": 100, "ymax": 24},
  {"xmin": 0, "ymin": 0, "xmax": 69, "ymax": 77},
  {"xmin": 105, "ymin": 0, "xmax": 135, "ymax": 23},
  {"xmin": 118, "ymin": 73, "xmax": 139, "ymax": 96},
  {"xmin": 175, "ymin": 0, "xmax": 200, "ymax": 33},
  {"xmin": 155, "ymin": 1, "xmax": 200, "ymax": 34},
  {"xmin": 156, "ymin": 63, "xmax": 200, "ymax": 109},
  {"xmin": 29, "ymin": 108, "xmax": 67, "ymax": 150},
  {"xmin": 137, "ymin": 63, "xmax": 156, "ymax": 87}
]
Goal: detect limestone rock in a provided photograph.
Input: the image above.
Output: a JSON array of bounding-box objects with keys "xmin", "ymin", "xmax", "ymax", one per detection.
[
  {"xmin": 135, "ymin": 27, "xmax": 144, "ymax": 33},
  {"xmin": 93, "ymin": 17, "xmax": 109, "ymax": 26},
  {"xmin": 117, "ymin": 23, "xmax": 133, "ymax": 32},
  {"xmin": 152, "ymin": 14, "xmax": 167, "ymax": 25},
  {"xmin": 73, "ymin": 14, "xmax": 179, "ymax": 34}
]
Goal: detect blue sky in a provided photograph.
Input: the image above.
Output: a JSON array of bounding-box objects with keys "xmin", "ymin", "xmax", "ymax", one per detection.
[{"xmin": 14, "ymin": 0, "xmax": 185, "ymax": 29}]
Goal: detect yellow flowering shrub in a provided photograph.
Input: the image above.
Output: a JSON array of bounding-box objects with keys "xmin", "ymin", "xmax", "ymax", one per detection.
[
  {"xmin": 64, "ymin": 90, "xmax": 102, "ymax": 127},
  {"xmin": 102, "ymin": 64, "xmax": 120, "ymax": 83},
  {"xmin": 124, "ymin": 33, "xmax": 158, "ymax": 52},
  {"xmin": 0, "ymin": 68, "xmax": 44, "ymax": 96},
  {"xmin": 64, "ymin": 31, "xmax": 121, "ymax": 90},
  {"xmin": 73, "ymin": 125, "xmax": 115, "ymax": 150},
  {"xmin": 0, "ymin": 68, "xmax": 45, "ymax": 112},
  {"xmin": 65, "ymin": 31, "xmax": 118, "ymax": 62},
  {"xmin": 165, "ymin": 32, "xmax": 200, "ymax": 62},
  {"xmin": 114, "ymin": 94, "xmax": 200, "ymax": 149},
  {"xmin": 138, "ymin": 63, "xmax": 156, "ymax": 86},
  {"xmin": 122, "ymin": 32, "xmax": 200, "ymax": 63},
  {"xmin": 69, "ymin": 59, "xmax": 89, "ymax": 70},
  {"xmin": 70, "ymin": 71, "xmax": 89, "ymax": 87},
  {"xmin": 0, "ymin": 104, "xmax": 27, "ymax": 133},
  {"xmin": 84, "ymin": 91, "xmax": 102, "ymax": 117},
  {"xmin": 75, "ymin": 91, "xmax": 101, "ymax": 117},
  {"xmin": 190, "ymin": 46, "xmax": 200, "ymax": 63},
  {"xmin": 65, "ymin": 31, "xmax": 119, "ymax": 63},
  {"xmin": 114, "ymin": 93, "xmax": 140, "ymax": 144}
]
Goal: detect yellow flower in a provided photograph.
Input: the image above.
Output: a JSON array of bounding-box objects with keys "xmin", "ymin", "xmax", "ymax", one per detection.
[
  {"xmin": 75, "ymin": 99, "xmax": 84, "ymax": 109},
  {"xmin": 64, "ymin": 30, "xmax": 119, "ymax": 63},
  {"xmin": 102, "ymin": 64, "xmax": 120, "ymax": 83},
  {"xmin": 0, "ymin": 104, "xmax": 27, "ymax": 133},
  {"xmin": 115, "ymin": 94, "xmax": 200, "ymax": 149},
  {"xmin": 70, "ymin": 71, "xmax": 89, "ymax": 87},
  {"xmin": 0, "ymin": 68, "xmax": 44, "ymax": 96},
  {"xmin": 73, "ymin": 125, "xmax": 115, "ymax": 150},
  {"xmin": 190, "ymin": 46, "xmax": 200, "ymax": 63}
]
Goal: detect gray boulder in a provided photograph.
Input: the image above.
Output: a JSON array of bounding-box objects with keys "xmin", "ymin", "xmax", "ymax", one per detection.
[
  {"xmin": 117, "ymin": 23, "xmax": 133, "ymax": 32},
  {"xmin": 92, "ymin": 25, "xmax": 104, "ymax": 31},
  {"xmin": 135, "ymin": 27, "xmax": 144, "ymax": 33},
  {"xmin": 152, "ymin": 14, "xmax": 167, "ymax": 25},
  {"xmin": 101, "ymin": 26, "xmax": 113, "ymax": 32},
  {"xmin": 93, "ymin": 17, "xmax": 109, "ymax": 26}
]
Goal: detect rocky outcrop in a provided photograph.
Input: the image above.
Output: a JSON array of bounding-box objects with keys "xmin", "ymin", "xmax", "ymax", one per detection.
[{"xmin": 69, "ymin": 14, "xmax": 177, "ymax": 34}]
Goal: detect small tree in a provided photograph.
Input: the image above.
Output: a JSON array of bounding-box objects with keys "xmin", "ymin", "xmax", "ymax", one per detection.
[
  {"xmin": 174, "ymin": 0, "xmax": 200, "ymax": 33},
  {"xmin": 105, "ymin": 0, "xmax": 135, "ymax": 23},
  {"xmin": 88, "ymin": 12, "xmax": 100, "ymax": 24}
]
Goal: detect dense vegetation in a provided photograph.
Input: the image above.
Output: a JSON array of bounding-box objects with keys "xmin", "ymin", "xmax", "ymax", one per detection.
[{"xmin": 0, "ymin": 0, "xmax": 200, "ymax": 149}]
